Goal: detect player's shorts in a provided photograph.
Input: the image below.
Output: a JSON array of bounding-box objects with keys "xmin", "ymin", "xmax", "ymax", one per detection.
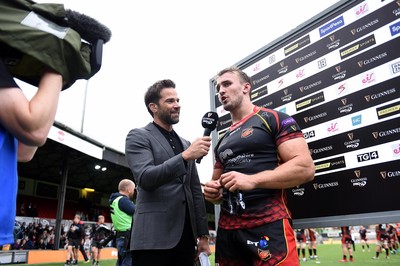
[
  {"xmin": 68, "ymin": 238, "xmax": 81, "ymax": 248},
  {"xmin": 91, "ymin": 240, "xmax": 103, "ymax": 249},
  {"xmin": 341, "ymin": 236, "xmax": 352, "ymax": 244},
  {"xmin": 215, "ymin": 219, "xmax": 298, "ymax": 266}
]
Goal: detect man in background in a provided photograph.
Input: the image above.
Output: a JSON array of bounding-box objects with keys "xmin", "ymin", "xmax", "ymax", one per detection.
[
  {"xmin": 65, "ymin": 214, "xmax": 85, "ymax": 266},
  {"xmin": 90, "ymin": 215, "xmax": 111, "ymax": 266},
  {"xmin": 109, "ymin": 179, "xmax": 135, "ymax": 266}
]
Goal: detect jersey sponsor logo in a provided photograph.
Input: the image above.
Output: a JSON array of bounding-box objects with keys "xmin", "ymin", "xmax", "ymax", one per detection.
[
  {"xmin": 241, "ymin": 128, "xmax": 254, "ymax": 138},
  {"xmin": 281, "ymin": 117, "xmax": 296, "ymax": 127}
]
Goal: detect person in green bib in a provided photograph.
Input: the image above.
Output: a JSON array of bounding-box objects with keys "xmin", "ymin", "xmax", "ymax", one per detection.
[{"xmin": 109, "ymin": 179, "xmax": 136, "ymax": 266}]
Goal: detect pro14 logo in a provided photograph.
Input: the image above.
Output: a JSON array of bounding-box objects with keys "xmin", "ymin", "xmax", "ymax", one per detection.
[{"xmin": 357, "ymin": 151, "xmax": 379, "ymax": 162}]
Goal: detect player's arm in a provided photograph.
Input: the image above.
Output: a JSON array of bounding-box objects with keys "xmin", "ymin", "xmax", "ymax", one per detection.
[{"xmin": 220, "ymin": 138, "xmax": 314, "ymax": 192}]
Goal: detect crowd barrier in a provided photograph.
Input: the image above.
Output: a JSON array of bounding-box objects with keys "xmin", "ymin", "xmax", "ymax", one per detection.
[{"xmin": 0, "ymin": 248, "xmax": 118, "ymax": 265}]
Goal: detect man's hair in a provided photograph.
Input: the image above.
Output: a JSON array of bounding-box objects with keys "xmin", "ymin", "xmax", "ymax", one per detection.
[
  {"xmin": 118, "ymin": 179, "xmax": 135, "ymax": 192},
  {"xmin": 216, "ymin": 66, "xmax": 252, "ymax": 85},
  {"xmin": 74, "ymin": 214, "xmax": 81, "ymax": 220},
  {"xmin": 144, "ymin": 79, "xmax": 176, "ymax": 117}
]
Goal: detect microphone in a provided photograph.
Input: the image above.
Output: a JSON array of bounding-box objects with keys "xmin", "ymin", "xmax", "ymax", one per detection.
[
  {"xmin": 196, "ymin": 111, "xmax": 219, "ymax": 164},
  {"xmin": 65, "ymin": 9, "xmax": 112, "ymax": 44}
]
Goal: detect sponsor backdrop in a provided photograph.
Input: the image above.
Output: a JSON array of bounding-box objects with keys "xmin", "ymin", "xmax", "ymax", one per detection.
[{"xmin": 210, "ymin": 0, "xmax": 400, "ymax": 228}]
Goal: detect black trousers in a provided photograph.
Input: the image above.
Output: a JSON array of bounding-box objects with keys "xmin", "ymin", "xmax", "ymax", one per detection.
[{"xmin": 131, "ymin": 218, "xmax": 196, "ymax": 266}]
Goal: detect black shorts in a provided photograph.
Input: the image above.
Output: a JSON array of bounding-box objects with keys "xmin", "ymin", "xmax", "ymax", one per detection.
[
  {"xmin": 68, "ymin": 238, "xmax": 81, "ymax": 248},
  {"xmin": 215, "ymin": 219, "xmax": 298, "ymax": 266},
  {"xmin": 91, "ymin": 241, "xmax": 103, "ymax": 249}
]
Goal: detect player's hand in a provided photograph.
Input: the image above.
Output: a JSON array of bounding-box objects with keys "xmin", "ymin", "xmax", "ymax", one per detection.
[
  {"xmin": 203, "ymin": 180, "xmax": 223, "ymax": 204},
  {"xmin": 220, "ymin": 171, "xmax": 256, "ymax": 192}
]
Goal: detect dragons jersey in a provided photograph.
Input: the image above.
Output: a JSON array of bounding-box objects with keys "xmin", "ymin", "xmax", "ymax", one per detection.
[{"xmin": 214, "ymin": 106, "xmax": 304, "ymax": 230}]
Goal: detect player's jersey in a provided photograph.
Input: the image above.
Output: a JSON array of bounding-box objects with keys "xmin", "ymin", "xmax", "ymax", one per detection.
[
  {"xmin": 308, "ymin": 229, "xmax": 316, "ymax": 242},
  {"xmin": 359, "ymin": 228, "xmax": 368, "ymax": 240},
  {"xmin": 297, "ymin": 229, "xmax": 306, "ymax": 242},
  {"xmin": 214, "ymin": 106, "xmax": 304, "ymax": 229}
]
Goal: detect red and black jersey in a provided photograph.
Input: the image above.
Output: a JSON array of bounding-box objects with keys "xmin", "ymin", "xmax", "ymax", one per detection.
[
  {"xmin": 308, "ymin": 229, "xmax": 316, "ymax": 242},
  {"xmin": 214, "ymin": 106, "xmax": 304, "ymax": 230},
  {"xmin": 359, "ymin": 228, "xmax": 368, "ymax": 240}
]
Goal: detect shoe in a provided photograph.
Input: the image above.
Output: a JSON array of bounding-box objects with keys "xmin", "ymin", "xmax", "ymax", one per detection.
[
  {"xmin": 349, "ymin": 257, "xmax": 354, "ymax": 262},
  {"xmin": 372, "ymin": 257, "xmax": 379, "ymax": 260},
  {"xmin": 302, "ymin": 257, "xmax": 307, "ymax": 262},
  {"xmin": 362, "ymin": 249, "xmax": 365, "ymax": 252},
  {"xmin": 339, "ymin": 259, "xmax": 348, "ymax": 262},
  {"xmin": 83, "ymin": 260, "xmax": 90, "ymax": 264}
]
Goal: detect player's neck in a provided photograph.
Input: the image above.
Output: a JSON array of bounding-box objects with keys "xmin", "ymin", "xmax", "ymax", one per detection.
[{"xmin": 231, "ymin": 101, "xmax": 255, "ymax": 124}]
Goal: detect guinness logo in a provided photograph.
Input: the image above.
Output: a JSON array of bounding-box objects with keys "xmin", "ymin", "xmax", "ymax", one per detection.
[
  {"xmin": 358, "ymin": 61, "xmax": 364, "ymax": 67},
  {"xmin": 313, "ymin": 183, "xmax": 318, "ymax": 190},
  {"xmin": 380, "ymin": 171, "xmax": 387, "ymax": 179},
  {"xmin": 280, "ymin": 62, "xmax": 285, "ymax": 68},
  {"xmin": 364, "ymin": 95, "xmax": 371, "ymax": 102},
  {"xmin": 397, "ymin": 0, "xmax": 400, "ymax": 7},
  {"xmin": 354, "ymin": 170, "xmax": 361, "ymax": 178},
  {"xmin": 336, "ymin": 66, "xmax": 341, "ymax": 72},
  {"xmin": 295, "ymin": 58, "xmax": 300, "ymax": 63},
  {"xmin": 299, "ymin": 86, "xmax": 304, "ymax": 93},
  {"xmin": 291, "ymin": 125, "xmax": 297, "ymax": 131},
  {"xmin": 351, "ymin": 29, "xmax": 356, "ymax": 35},
  {"xmin": 304, "ymin": 117, "xmax": 309, "ymax": 123},
  {"xmin": 372, "ymin": 132, "xmax": 379, "ymax": 139},
  {"xmin": 329, "ymin": 35, "xmax": 335, "ymax": 42},
  {"xmin": 348, "ymin": 133, "xmax": 354, "ymax": 141},
  {"xmin": 341, "ymin": 98, "xmax": 347, "ymax": 105}
]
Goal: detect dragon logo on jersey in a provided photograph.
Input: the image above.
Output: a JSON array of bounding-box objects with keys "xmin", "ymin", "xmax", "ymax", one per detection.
[{"xmin": 241, "ymin": 127, "xmax": 253, "ymax": 138}]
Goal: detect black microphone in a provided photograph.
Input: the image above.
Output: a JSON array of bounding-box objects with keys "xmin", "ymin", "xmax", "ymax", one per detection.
[{"xmin": 196, "ymin": 112, "xmax": 219, "ymax": 164}]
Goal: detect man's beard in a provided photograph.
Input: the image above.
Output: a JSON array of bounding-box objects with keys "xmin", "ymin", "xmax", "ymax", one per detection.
[{"xmin": 159, "ymin": 111, "xmax": 179, "ymax": 125}]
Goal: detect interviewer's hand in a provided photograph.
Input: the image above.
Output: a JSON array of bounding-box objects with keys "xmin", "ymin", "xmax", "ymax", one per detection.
[{"xmin": 182, "ymin": 136, "xmax": 211, "ymax": 161}]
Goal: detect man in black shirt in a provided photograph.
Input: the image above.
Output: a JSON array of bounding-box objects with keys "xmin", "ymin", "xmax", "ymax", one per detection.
[{"xmin": 65, "ymin": 214, "xmax": 85, "ymax": 266}]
